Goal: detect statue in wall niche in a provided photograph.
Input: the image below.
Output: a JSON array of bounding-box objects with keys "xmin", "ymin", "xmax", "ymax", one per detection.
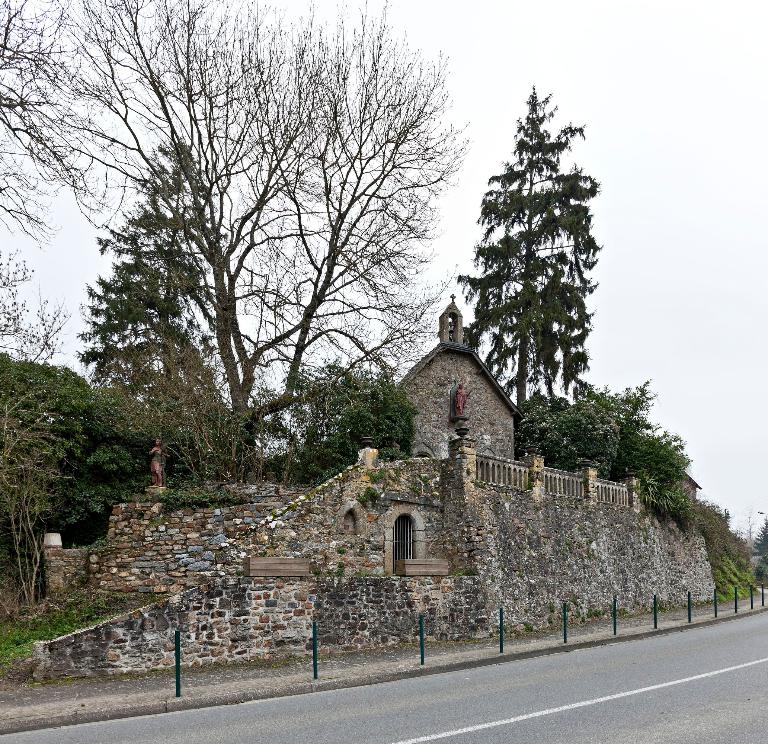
[
  {"xmin": 450, "ymin": 382, "xmax": 470, "ymax": 420},
  {"xmin": 149, "ymin": 438, "xmax": 167, "ymax": 488}
]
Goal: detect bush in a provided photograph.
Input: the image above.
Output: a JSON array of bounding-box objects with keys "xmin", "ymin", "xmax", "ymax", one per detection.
[
  {"xmin": 517, "ymin": 383, "xmax": 691, "ymax": 525},
  {"xmin": 282, "ymin": 365, "xmax": 415, "ymax": 485}
]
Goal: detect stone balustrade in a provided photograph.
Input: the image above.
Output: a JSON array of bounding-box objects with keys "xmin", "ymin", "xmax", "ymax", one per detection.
[
  {"xmin": 476, "ymin": 455, "xmax": 529, "ymax": 489},
  {"xmin": 475, "ymin": 452, "xmax": 634, "ymax": 508},
  {"xmin": 596, "ymin": 478, "xmax": 630, "ymax": 506},
  {"xmin": 542, "ymin": 467, "xmax": 584, "ymax": 498}
]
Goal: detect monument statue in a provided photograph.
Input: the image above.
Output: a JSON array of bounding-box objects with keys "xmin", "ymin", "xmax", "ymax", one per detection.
[
  {"xmin": 149, "ymin": 439, "xmax": 166, "ymax": 488},
  {"xmin": 451, "ymin": 382, "xmax": 470, "ymax": 420}
]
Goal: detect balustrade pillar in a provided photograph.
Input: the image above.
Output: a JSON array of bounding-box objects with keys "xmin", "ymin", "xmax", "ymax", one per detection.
[{"xmin": 523, "ymin": 449, "xmax": 545, "ymax": 503}]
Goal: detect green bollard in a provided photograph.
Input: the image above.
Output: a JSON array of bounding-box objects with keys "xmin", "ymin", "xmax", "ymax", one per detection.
[
  {"xmin": 562, "ymin": 602, "xmax": 568, "ymax": 644},
  {"xmin": 750, "ymin": 585, "xmax": 754, "ymax": 610},
  {"xmin": 312, "ymin": 621, "xmax": 318, "ymax": 680},
  {"xmin": 499, "ymin": 607, "xmax": 504, "ymax": 654},
  {"xmin": 653, "ymin": 594, "xmax": 658, "ymax": 629},
  {"xmin": 714, "ymin": 588, "xmax": 718, "ymax": 618},
  {"xmin": 687, "ymin": 591, "xmax": 692, "ymax": 623},
  {"xmin": 734, "ymin": 585, "xmax": 738, "ymax": 614},
  {"xmin": 419, "ymin": 614, "xmax": 425, "ymax": 665},
  {"xmin": 763, "ymin": 585, "xmax": 765, "ymax": 607},
  {"xmin": 174, "ymin": 629, "xmax": 181, "ymax": 698},
  {"xmin": 612, "ymin": 595, "xmax": 617, "ymax": 636}
]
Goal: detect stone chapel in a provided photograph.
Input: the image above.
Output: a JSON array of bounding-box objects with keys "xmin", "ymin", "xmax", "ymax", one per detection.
[{"xmin": 401, "ymin": 297, "xmax": 521, "ymax": 460}]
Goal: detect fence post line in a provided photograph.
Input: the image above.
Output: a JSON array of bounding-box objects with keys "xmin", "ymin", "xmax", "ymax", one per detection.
[
  {"xmin": 612, "ymin": 595, "xmax": 617, "ymax": 636},
  {"xmin": 499, "ymin": 607, "xmax": 504, "ymax": 654},
  {"xmin": 174, "ymin": 629, "xmax": 181, "ymax": 698},
  {"xmin": 653, "ymin": 594, "xmax": 658, "ymax": 629},
  {"xmin": 562, "ymin": 602, "xmax": 568, "ymax": 644},
  {"xmin": 714, "ymin": 588, "xmax": 718, "ymax": 618},
  {"xmin": 687, "ymin": 591, "xmax": 692, "ymax": 624},
  {"xmin": 734, "ymin": 585, "xmax": 738, "ymax": 614},
  {"xmin": 312, "ymin": 621, "xmax": 318, "ymax": 680},
  {"xmin": 419, "ymin": 614, "xmax": 425, "ymax": 665}
]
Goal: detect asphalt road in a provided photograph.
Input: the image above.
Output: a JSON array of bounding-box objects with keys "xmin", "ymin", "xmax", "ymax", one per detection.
[{"xmin": 6, "ymin": 611, "xmax": 768, "ymax": 744}]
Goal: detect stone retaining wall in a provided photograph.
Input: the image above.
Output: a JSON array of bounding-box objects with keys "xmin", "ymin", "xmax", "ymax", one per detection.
[
  {"xmin": 73, "ymin": 459, "xmax": 443, "ymax": 594},
  {"xmin": 31, "ymin": 576, "xmax": 487, "ymax": 680}
]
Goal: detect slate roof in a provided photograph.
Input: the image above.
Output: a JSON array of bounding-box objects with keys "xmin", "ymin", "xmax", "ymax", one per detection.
[{"xmin": 401, "ymin": 342, "xmax": 522, "ymax": 421}]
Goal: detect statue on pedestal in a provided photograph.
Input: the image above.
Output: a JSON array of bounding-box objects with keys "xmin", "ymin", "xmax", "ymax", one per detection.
[
  {"xmin": 450, "ymin": 381, "xmax": 470, "ymax": 421},
  {"xmin": 149, "ymin": 439, "xmax": 167, "ymax": 488}
]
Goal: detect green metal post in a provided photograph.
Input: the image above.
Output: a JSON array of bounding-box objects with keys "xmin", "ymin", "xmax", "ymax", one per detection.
[
  {"xmin": 499, "ymin": 607, "xmax": 504, "ymax": 654},
  {"xmin": 653, "ymin": 594, "xmax": 658, "ymax": 629},
  {"xmin": 734, "ymin": 585, "xmax": 738, "ymax": 614},
  {"xmin": 687, "ymin": 591, "xmax": 692, "ymax": 623},
  {"xmin": 562, "ymin": 602, "xmax": 568, "ymax": 644},
  {"xmin": 763, "ymin": 585, "xmax": 765, "ymax": 607},
  {"xmin": 750, "ymin": 585, "xmax": 754, "ymax": 610},
  {"xmin": 612, "ymin": 595, "xmax": 617, "ymax": 636},
  {"xmin": 419, "ymin": 614, "xmax": 425, "ymax": 665},
  {"xmin": 714, "ymin": 588, "xmax": 718, "ymax": 618},
  {"xmin": 174, "ymin": 629, "xmax": 181, "ymax": 698},
  {"xmin": 312, "ymin": 621, "xmax": 318, "ymax": 680}
]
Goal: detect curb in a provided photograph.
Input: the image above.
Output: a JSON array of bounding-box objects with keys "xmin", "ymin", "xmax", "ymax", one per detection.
[{"xmin": 3, "ymin": 606, "xmax": 767, "ymax": 735}]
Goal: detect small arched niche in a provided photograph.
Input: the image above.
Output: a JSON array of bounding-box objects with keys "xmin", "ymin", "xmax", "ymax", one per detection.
[{"xmin": 336, "ymin": 501, "xmax": 367, "ymax": 537}]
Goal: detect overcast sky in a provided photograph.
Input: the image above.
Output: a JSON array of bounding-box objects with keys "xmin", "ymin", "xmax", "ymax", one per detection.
[{"xmin": 5, "ymin": 0, "xmax": 767, "ymax": 533}]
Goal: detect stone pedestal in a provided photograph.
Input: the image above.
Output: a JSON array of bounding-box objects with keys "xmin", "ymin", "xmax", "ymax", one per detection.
[{"xmin": 357, "ymin": 446, "xmax": 379, "ymax": 468}]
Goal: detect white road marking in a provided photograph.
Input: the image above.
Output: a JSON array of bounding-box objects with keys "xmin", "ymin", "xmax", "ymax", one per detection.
[{"xmin": 390, "ymin": 655, "xmax": 768, "ymax": 743}]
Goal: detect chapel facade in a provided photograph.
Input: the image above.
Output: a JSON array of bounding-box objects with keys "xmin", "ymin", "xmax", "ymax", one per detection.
[{"xmin": 401, "ymin": 297, "xmax": 521, "ymax": 460}]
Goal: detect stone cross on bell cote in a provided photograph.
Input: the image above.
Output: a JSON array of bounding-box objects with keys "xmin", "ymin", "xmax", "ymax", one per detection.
[{"xmin": 438, "ymin": 296, "xmax": 464, "ymax": 344}]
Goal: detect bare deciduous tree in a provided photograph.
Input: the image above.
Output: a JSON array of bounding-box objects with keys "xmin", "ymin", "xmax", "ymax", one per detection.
[
  {"xmin": 0, "ymin": 250, "xmax": 67, "ymax": 361},
  {"xmin": 0, "ymin": 391, "xmax": 57, "ymax": 606},
  {"xmin": 0, "ymin": 0, "xmax": 79, "ymax": 236},
  {"xmin": 72, "ymin": 0, "xmax": 462, "ymax": 414}
]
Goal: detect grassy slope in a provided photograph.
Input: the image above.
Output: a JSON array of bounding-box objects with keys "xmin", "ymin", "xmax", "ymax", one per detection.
[
  {"xmin": 693, "ymin": 499, "xmax": 755, "ymax": 600},
  {"xmin": 0, "ymin": 590, "xmax": 153, "ymax": 674}
]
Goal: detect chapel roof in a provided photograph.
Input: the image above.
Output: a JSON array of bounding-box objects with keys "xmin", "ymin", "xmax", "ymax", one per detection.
[{"xmin": 401, "ymin": 341, "xmax": 522, "ymax": 421}]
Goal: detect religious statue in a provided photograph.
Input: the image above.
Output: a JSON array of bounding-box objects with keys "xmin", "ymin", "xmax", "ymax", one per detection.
[
  {"xmin": 149, "ymin": 439, "xmax": 167, "ymax": 488},
  {"xmin": 450, "ymin": 382, "xmax": 470, "ymax": 420}
]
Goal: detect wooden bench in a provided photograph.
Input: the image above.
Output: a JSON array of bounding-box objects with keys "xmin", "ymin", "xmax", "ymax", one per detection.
[
  {"xmin": 242, "ymin": 557, "xmax": 311, "ymax": 577},
  {"xmin": 394, "ymin": 559, "xmax": 450, "ymax": 577}
]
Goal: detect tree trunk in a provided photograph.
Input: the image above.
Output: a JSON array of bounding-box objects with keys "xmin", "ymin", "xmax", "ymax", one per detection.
[{"xmin": 516, "ymin": 333, "xmax": 529, "ymax": 405}]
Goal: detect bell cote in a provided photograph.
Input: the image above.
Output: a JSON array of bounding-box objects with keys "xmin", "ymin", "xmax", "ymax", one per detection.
[{"xmin": 438, "ymin": 295, "xmax": 464, "ymax": 345}]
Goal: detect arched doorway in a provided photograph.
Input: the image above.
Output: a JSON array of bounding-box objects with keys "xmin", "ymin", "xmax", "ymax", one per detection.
[{"xmin": 393, "ymin": 514, "xmax": 414, "ymax": 563}]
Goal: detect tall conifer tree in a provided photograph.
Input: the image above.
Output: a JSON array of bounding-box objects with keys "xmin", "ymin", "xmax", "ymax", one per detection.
[
  {"xmin": 754, "ymin": 518, "xmax": 768, "ymax": 556},
  {"xmin": 460, "ymin": 88, "xmax": 601, "ymax": 404}
]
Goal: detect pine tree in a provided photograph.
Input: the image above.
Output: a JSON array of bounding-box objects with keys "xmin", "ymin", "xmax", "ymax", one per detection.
[
  {"xmin": 79, "ymin": 155, "xmax": 208, "ymax": 391},
  {"xmin": 755, "ymin": 518, "xmax": 768, "ymax": 556},
  {"xmin": 459, "ymin": 88, "xmax": 601, "ymax": 404}
]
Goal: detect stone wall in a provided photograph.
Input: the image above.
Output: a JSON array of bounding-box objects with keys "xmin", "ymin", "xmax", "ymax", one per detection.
[
  {"xmin": 402, "ymin": 345, "xmax": 516, "ymax": 460},
  {"xmin": 31, "ymin": 576, "xmax": 488, "ymax": 680},
  {"xmin": 44, "ymin": 547, "xmax": 88, "ymax": 595},
  {"xmin": 80, "ymin": 459, "xmax": 444, "ymax": 594},
  {"xmin": 440, "ymin": 436, "xmax": 713, "ymax": 629}
]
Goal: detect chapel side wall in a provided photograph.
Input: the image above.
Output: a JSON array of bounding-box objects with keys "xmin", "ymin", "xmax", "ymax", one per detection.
[
  {"xmin": 403, "ymin": 351, "xmax": 515, "ymax": 460},
  {"xmin": 88, "ymin": 460, "xmax": 446, "ymax": 593}
]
